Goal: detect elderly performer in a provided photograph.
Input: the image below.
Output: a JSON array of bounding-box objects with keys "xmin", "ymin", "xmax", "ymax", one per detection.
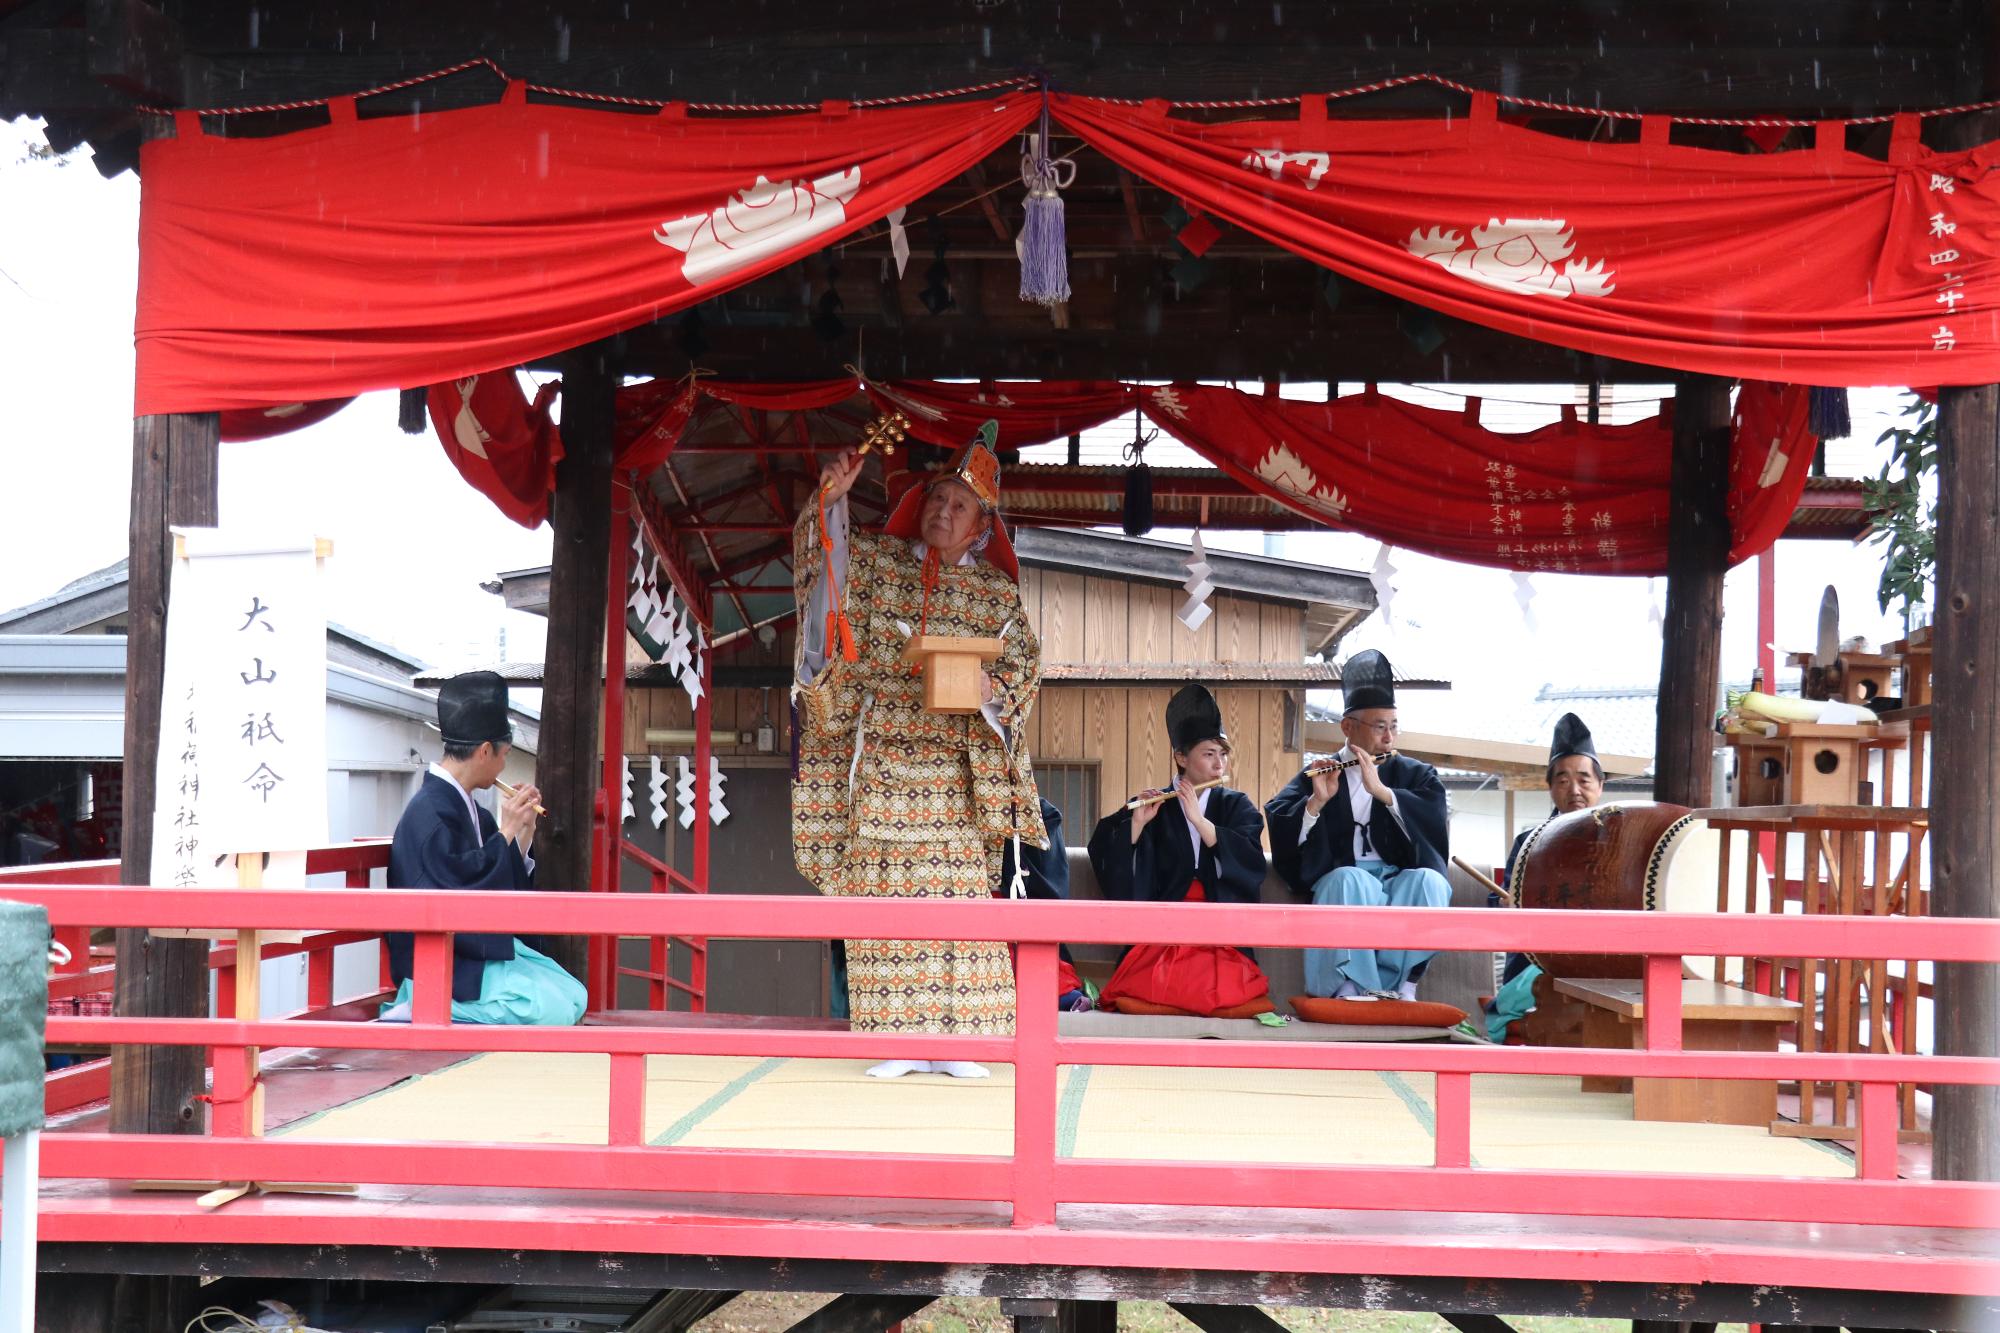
[
  {"xmin": 1488, "ymin": 712, "xmax": 1607, "ymax": 1024},
  {"xmin": 793, "ymin": 421, "xmax": 1046, "ymax": 1080},
  {"xmin": 1087, "ymin": 684, "xmax": 1272, "ymax": 1017},
  {"xmin": 1266, "ymin": 649, "xmax": 1451, "ymax": 1001},
  {"xmin": 1505, "ymin": 712, "xmax": 1604, "ymax": 876},
  {"xmin": 383, "ymin": 671, "xmax": 586, "ymax": 1026}
]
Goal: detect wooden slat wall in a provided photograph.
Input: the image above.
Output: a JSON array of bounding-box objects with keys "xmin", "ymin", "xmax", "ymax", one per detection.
[{"xmin": 614, "ymin": 567, "xmax": 1314, "ymax": 850}]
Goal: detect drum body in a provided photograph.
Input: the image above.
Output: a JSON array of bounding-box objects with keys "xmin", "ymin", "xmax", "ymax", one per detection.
[{"xmin": 1508, "ymin": 801, "xmax": 1754, "ymax": 980}]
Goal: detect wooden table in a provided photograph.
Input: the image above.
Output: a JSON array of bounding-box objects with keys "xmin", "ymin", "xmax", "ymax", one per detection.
[{"xmin": 1555, "ymin": 978, "xmax": 1802, "ymax": 1127}]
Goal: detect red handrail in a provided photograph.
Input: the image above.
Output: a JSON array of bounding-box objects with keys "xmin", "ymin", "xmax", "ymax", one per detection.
[{"xmin": 18, "ymin": 880, "xmax": 2000, "ymax": 1247}]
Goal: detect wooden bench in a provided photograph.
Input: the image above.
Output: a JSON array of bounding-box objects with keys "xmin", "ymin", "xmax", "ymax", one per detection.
[{"xmin": 1554, "ymin": 977, "xmax": 1802, "ymax": 1126}]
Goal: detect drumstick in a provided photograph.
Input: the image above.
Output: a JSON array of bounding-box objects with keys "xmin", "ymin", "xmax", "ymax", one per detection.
[
  {"xmin": 494, "ymin": 778, "xmax": 548, "ymax": 818},
  {"xmin": 1452, "ymin": 855, "xmax": 1513, "ymax": 905},
  {"xmin": 1126, "ymin": 776, "xmax": 1228, "ymax": 810}
]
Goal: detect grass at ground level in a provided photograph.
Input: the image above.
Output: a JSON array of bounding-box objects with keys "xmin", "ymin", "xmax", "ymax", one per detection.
[{"xmin": 692, "ymin": 1292, "xmax": 1749, "ymax": 1333}]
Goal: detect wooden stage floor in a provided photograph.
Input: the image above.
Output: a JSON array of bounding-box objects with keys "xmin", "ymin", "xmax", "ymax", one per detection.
[{"xmin": 36, "ymin": 1046, "xmax": 2000, "ymax": 1323}]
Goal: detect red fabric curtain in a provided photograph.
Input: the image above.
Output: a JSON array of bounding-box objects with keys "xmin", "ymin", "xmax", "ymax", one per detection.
[
  {"xmin": 439, "ymin": 370, "xmax": 1815, "ymax": 570},
  {"xmin": 218, "ymin": 397, "xmax": 354, "ymax": 441},
  {"xmin": 1054, "ymin": 94, "xmax": 2000, "ymax": 387},
  {"xmin": 1138, "ymin": 381, "xmax": 1812, "ymax": 573},
  {"xmin": 135, "ymin": 88, "xmax": 1038, "ymax": 414},
  {"xmin": 426, "ymin": 374, "xmax": 565, "ymax": 528}
]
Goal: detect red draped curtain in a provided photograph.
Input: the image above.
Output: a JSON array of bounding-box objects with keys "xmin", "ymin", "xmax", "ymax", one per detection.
[
  {"xmin": 401, "ymin": 369, "xmax": 1814, "ymax": 576},
  {"xmin": 134, "ymin": 86, "xmax": 1998, "ymax": 414}
]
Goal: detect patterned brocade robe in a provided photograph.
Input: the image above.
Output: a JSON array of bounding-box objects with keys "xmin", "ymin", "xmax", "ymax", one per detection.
[{"xmin": 792, "ymin": 496, "xmax": 1047, "ymax": 1035}]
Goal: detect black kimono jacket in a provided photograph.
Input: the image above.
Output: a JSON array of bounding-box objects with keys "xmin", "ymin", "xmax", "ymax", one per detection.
[
  {"xmin": 387, "ymin": 772, "xmax": 531, "ymax": 1000},
  {"xmin": 998, "ymin": 798, "xmax": 1070, "ymax": 899},
  {"xmin": 1088, "ymin": 786, "xmax": 1267, "ymax": 910},
  {"xmin": 1265, "ymin": 755, "xmax": 1450, "ymax": 898}
]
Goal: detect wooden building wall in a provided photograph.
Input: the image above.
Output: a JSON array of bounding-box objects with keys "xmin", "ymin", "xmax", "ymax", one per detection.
[
  {"xmin": 1012, "ymin": 565, "xmax": 1308, "ymax": 821},
  {"xmin": 621, "ymin": 566, "xmax": 1312, "ymax": 839}
]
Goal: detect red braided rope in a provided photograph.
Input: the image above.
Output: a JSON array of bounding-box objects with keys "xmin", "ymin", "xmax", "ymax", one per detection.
[{"xmin": 135, "ymin": 59, "xmax": 2000, "ymax": 129}]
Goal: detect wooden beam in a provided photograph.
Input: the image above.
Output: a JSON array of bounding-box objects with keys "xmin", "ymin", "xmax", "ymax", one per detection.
[
  {"xmin": 1934, "ymin": 377, "xmax": 2000, "ymax": 1184},
  {"xmin": 531, "ymin": 343, "xmax": 619, "ymax": 982},
  {"xmin": 1931, "ymin": 106, "xmax": 2000, "ymax": 1188},
  {"xmin": 1651, "ymin": 376, "xmax": 1731, "ymax": 807},
  {"xmin": 112, "ymin": 410, "xmax": 215, "ymax": 1140},
  {"xmin": 1442, "ymin": 1316, "xmax": 1521, "ymax": 1333},
  {"xmin": 781, "ymin": 1294, "xmax": 935, "ymax": 1333},
  {"xmin": 1169, "ymin": 1304, "xmax": 1291, "ymax": 1333},
  {"xmin": 964, "ymin": 160, "xmax": 1013, "ymax": 243},
  {"xmin": 85, "ymin": 0, "xmax": 187, "ymax": 104}
]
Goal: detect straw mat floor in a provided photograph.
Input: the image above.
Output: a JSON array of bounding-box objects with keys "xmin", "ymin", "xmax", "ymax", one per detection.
[{"xmin": 275, "ymin": 1052, "xmax": 1859, "ymax": 1178}]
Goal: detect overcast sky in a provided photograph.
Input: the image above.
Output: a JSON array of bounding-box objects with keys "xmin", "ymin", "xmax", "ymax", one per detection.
[{"xmin": 1, "ymin": 116, "xmax": 1916, "ymax": 744}]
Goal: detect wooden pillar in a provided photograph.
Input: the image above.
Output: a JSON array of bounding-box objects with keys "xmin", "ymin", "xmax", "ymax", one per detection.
[
  {"xmin": 1933, "ymin": 380, "xmax": 2000, "ymax": 1182},
  {"xmin": 531, "ymin": 345, "xmax": 619, "ymax": 984},
  {"xmin": 111, "ymin": 411, "xmax": 217, "ymax": 1136},
  {"xmin": 1651, "ymin": 376, "xmax": 1731, "ymax": 808}
]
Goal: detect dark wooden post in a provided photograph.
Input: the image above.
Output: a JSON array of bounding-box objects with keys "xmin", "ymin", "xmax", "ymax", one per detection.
[
  {"xmin": 111, "ymin": 411, "xmax": 217, "ymax": 1136},
  {"xmin": 531, "ymin": 345, "xmax": 619, "ymax": 984},
  {"xmin": 1932, "ymin": 381, "xmax": 2000, "ymax": 1182},
  {"xmin": 1651, "ymin": 376, "xmax": 1732, "ymax": 807}
]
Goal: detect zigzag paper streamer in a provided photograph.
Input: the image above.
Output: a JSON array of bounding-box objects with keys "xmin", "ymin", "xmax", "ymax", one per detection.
[
  {"xmin": 681, "ymin": 620, "xmax": 706, "ymax": 707},
  {"xmin": 648, "ymin": 754, "xmax": 667, "ymax": 829},
  {"xmin": 708, "ymin": 755, "xmax": 729, "ymax": 825},
  {"xmin": 675, "ymin": 755, "xmax": 696, "ymax": 830},
  {"xmin": 620, "ymin": 756, "xmax": 635, "ymax": 823},
  {"xmin": 1177, "ymin": 530, "xmax": 1214, "ymax": 631}
]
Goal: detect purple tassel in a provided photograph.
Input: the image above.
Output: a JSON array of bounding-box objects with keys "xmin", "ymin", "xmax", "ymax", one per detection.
[
  {"xmin": 1018, "ymin": 89, "xmax": 1071, "ymax": 307},
  {"xmin": 1810, "ymin": 386, "xmax": 1851, "ymax": 441}
]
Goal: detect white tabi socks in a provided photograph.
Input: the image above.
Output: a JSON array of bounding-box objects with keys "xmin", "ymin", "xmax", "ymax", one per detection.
[{"xmin": 863, "ymin": 1059, "xmax": 991, "ymax": 1079}]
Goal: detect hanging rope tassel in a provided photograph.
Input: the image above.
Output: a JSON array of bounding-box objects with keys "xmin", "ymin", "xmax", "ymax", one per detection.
[
  {"xmin": 816, "ymin": 486, "xmax": 858, "ymax": 663},
  {"xmin": 1809, "ymin": 385, "xmax": 1852, "ymax": 441},
  {"xmin": 1017, "ymin": 85, "xmax": 1073, "ymax": 307},
  {"xmin": 398, "ymin": 386, "xmax": 430, "ymax": 434}
]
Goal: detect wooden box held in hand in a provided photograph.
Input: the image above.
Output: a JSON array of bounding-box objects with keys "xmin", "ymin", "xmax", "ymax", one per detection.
[{"xmin": 900, "ymin": 635, "xmax": 1003, "ymax": 713}]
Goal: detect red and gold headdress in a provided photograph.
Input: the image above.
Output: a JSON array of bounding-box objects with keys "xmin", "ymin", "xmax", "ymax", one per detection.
[{"xmin": 884, "ymin": 420, "xmax": 1018, "ymax": 580}]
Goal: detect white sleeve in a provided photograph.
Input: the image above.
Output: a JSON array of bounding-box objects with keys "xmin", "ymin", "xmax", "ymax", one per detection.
[
  {"xmin": 1296, "ymin": 809, "xmax": 1319, "ymax": 846},
  {"xmin": 798, "ymin": 494, "xmax": 849, "ymax": 683}
]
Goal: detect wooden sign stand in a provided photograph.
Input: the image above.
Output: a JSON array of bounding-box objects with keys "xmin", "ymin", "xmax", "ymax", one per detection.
[
  {"xmin": 899, "ymin": 635, "xmax": 1004, "ymax": 713},
  {"xmin": 140, "ymin": 852, "xmax": 358, "ymax": 1208},
  {"xmin": 140, "ymin": 538, "xmax": 354, "ymax": 1208}
]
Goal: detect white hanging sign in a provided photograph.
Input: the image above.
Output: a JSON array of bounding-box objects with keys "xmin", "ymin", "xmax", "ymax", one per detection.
[{"xmin": 151, "ymin": 530, "xmax": 330, "ymax": 890}]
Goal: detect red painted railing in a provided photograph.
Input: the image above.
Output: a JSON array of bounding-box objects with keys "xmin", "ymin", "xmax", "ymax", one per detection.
[
  {"xmin": 617, "ymin": 840, "xmax": 709, "ymax": 1012},
  {"xmin": 11, "ymin": 845, "xmax": 395, "ymax": 1114},
  {"xmin": 14, "ymin": 882, "xmax": 2000, "ymax": 1258}
]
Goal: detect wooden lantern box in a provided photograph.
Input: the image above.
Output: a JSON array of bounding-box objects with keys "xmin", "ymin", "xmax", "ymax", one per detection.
[
  {"xmin": 1727, "ymin": 735, "xmax": 1788, "ymax": 806},
  {"xmin": 1786, "ymin": 648, "xmax": 1900, "ymax": 709},
  {"xmin": 1729, "ymin": 723, "xmax": 1900, "ymax": 806},
  {"xmin": 899, "ymin": 634, "xmax": 1004, "ymax": 713},
  {"xmin": 1884, "ymin": 626, "xmax": 1933, "ymax": 708}
]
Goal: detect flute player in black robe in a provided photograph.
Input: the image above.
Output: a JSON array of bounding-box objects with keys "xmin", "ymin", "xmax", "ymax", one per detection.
[
  {"xmin": 1266, "ymin": 650, "xmax": 1451, "ymax": 1001},
  {"xmin": 381, "ymin": 671, "xmax": 585, "ymax": 1026},
  {"xmin": 1087, "ymin": 685, "xmax": 1273, "ymax": 1016}
]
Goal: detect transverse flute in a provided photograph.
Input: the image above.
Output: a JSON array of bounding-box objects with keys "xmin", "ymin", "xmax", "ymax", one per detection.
[
  {"xmin": 1302, "ymin": 749, "xmax": 1397, "ymax": 777},
  {"xmin": 494, "ymin": 778, "xmax": 548, "ymax": 818},
  {"xmin": 1125, "ymin": 775, "xmax": 1228, "ymax": 810}
]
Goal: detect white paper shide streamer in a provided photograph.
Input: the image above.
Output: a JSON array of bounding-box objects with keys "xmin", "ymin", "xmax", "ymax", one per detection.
[
  {"xmin": 708, "ymin": 755, "xmax": 729, "ymax": 825},
  {"xmin": 675, "ymin": 755, "xmax": 696, "ymax": 830},
  {"xmin": 648, "ymin": 754, "xmax": 668, "ymax": 829},
  {"xmin": 1177, "ymin": 530, "xmax": 1213, "ymax": 631}
]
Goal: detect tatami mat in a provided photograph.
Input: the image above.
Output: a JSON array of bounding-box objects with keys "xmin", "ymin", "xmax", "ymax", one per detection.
[{"xmin": 273, "ymin": 1052, "xmax": 1861, "ymax": 1179}]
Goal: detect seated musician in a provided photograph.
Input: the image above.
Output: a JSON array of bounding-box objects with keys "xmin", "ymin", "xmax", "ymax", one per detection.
[
  {"xmin": 1485, "ymin": 713, "xmax": 1604, "ymax": 1038},
  {"xmin": 1266, "ymin": 650, "xmax": 1451, "ymax": 1001},
  {"xmin": 380, "ymin": 671, "xmax": 586, "ymax": 1026},
  {"xmin": 1086, "ymin": 685, "xmax": 1273, "ymax": 1017},
  {"xmin": 997, "ymin": 797, "xmax": 1094, "ymax": 1010}
]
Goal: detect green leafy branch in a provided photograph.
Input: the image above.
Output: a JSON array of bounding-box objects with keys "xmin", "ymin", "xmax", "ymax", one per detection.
[{"xmin": 1860, "ymin": 394, "xmax": 1937, "ymax": 622}]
